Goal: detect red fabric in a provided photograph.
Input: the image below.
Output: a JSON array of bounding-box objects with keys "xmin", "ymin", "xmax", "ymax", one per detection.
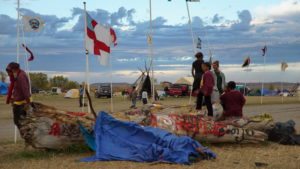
[
  {"xmin": 200, "ymin": 71, "xmax": 214, "ymax": 96},
  {"xmin": 22, "ymin": 44, "xmax": 34, "ymax": 61},
  {"xmin": 6, "ymin": 74, "xmax": 15, "ymax": 104},
  {"xmin": 66, "ymin": 112, "xmax": 87, "ymax": 117},
  {"xmin": 110, "ymin": 28, "xmax": 117, "ymax": 46},
  {"xmin": 87, "ymin": 27, "xmax": 110, "ymax": 55},
  {"xmin": 12, "ymin": 70, "xmax": 31, "ymax": 103},
  {"xmin": 220, "ymin": 90, "xmax": 245, "ymax": 118},
  {"xmin": 49, "ymin": 122, "xmax": 60, "ymax": 136}
]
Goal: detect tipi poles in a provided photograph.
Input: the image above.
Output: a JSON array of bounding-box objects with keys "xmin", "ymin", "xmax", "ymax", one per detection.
[
  {"xmin": 260, "ymin": 52, "xmax": 266, "ymax": 104},
  {"xmin": 185, "ymin": 1, "xmax": 197, "ymax": 105},
  {"xmin": 148, "ymin": 0, "xmax": 155, "ymax": 101},
  {"xmin": 83, "ymin": 2, "xmax": 90, "ymax": 113},
  {"xmin": 14, "ymin": 0, "xmax": 20, "ymax": 144}
]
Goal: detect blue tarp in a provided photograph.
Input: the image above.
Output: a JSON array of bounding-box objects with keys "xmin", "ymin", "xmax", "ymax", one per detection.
[
  {"xmin": 81, "ymin": 112, "xmax": 216, "ymax": 164},
  {"xmin": 0, "ymin": 82, "xmax": 8, "ymax": 95}
]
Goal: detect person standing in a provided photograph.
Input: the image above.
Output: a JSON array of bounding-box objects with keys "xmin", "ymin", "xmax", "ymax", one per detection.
[
  {"xmin": 130, "ymin": 86, "xmax": 138, "ymax": 108},
  {"xmin": 192, "ymin": 52, "xmax": 204, "ymax": 92},
  {"xmin": 79, "ymin": 85, "xmax": 84, "ymax": 107},
  {"xmin": 211, "ymin": 60, "xmax": 226, "ymax": 103},
  {"xmin": 5, "ymin": 62, "xmax": 32, "ymax": 129},
  {"xmin": 196, "ymin": 62, "xmax": 214, "ymax": 116},
  {"xmin": 142, "ymin": 90, "xmax": 148, "ymax": 105}
]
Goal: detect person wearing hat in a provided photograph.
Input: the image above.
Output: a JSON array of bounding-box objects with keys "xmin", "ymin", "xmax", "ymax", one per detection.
[{"xmin": 6, "ymin": 62, "xmax": 32, "ymax": 129}]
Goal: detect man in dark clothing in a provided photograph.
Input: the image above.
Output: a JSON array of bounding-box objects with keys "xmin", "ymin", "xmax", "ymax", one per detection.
[
  {"xmin": 196, "ymin": 62, "xmax": 214, "ymax": 116},
  {"xmin": 6, "ymin": 62, "xmax": 32, "ymax": 129},
  {"xmin": 220, "ymin": 81, "xmax": 246, "ymax": 119},
  {"xmin": 79, "ymin": 85, "xmax": 84, "ymax": 107},
  {"xmin": 191, "ymin": 52, "xmax": 204, "ymax": 92}
]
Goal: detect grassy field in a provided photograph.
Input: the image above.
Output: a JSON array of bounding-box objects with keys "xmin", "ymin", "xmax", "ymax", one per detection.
[{"xmin": 0, "ymin": 95, "xmax": 300, "ymax": 169}]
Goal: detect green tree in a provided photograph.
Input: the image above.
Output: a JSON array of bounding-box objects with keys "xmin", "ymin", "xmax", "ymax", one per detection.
[
  {"xmin": 65, "ymin": 81, "xmax": 79, "ymax": 90},
  {"xmin": 49, "ymin": 76, "xmax": 69, "ymax": 89},
  {"xmin": 29, "ymin": 73, "xmax": 49, "ymax": 90}
]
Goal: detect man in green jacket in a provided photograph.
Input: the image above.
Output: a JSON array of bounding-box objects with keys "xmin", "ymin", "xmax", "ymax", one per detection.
[{"xmin": 211, "ymin": 60, "xmax": 226, "ymax": 103}]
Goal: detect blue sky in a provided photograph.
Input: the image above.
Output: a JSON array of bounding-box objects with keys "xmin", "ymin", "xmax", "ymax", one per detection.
[{"xmin": 0, "ymin": 0, "xmax": 300, "ymax": 83}]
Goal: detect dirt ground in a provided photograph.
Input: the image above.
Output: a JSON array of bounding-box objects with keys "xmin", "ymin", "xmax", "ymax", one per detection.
[{"xmin": 0, "ymin": 95, "xmax": 300, "ymax": 169}]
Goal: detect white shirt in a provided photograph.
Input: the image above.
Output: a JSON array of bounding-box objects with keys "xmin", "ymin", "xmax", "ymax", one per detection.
[{"xmin": 142, "ymin": 91, "xmax": 148, "ymax": 99}]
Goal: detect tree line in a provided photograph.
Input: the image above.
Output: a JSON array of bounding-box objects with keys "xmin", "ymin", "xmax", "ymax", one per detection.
[{"xmin": 0, "ymin": 71, "xmax": 79, "ymax": 91}]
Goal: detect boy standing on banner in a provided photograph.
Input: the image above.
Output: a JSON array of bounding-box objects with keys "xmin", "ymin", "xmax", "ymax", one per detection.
[
  {"xmin": 5, "ymin": 62, "xmax": 32, "ymax": 129},
  {"xmin": 142, "ymin": 90, "xmax": 148, "ymax": 105},
  {"xmin": 196, "ymin": 62, "xmax": 214, "ymax": 116},
  {"xmin": 130, "ymin": 86, "xmax": 138, "ymax": 108},
  {"xmin": 211, "ymin": 60, "xmax": 226, "ymax": 103}
]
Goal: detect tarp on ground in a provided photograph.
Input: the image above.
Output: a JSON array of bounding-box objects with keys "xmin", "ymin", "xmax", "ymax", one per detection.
[
  {"xmin": 81, "ymin": 112, "xmax": 216, "ymax": 164},
  {"xmin": 0, "ymin": 82, "xmax": 8, "ymax": 95}
]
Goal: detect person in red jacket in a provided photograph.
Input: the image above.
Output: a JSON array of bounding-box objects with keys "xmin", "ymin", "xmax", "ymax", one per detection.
[
  {"xmin": 6, "ymin": 62, "xmax": 32, "ymax": 129},
  {"xmin": 196, "ymin": 62, "xmax": 214, "ymax": 116},
  {"xmin": 220, "ymin": 81, "xmax": 246, "ymax": 119}
]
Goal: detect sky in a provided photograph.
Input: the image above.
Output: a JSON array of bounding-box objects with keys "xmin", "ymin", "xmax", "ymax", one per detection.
[{"xmin": 0, "ymin": 0, "xmax": 300, "ymax": 84}]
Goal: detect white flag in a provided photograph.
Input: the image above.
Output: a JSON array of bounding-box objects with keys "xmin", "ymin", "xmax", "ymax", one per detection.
[
  {"xmin": 22, "ymin": 16, "xmax": 44, "ymax": 32},
  {"xmin": 281, "ymin": 62, "xmax": 288, "ymax": 72}
]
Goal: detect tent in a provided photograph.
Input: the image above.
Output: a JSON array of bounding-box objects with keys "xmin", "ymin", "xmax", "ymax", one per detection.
[
  {"xmin": 175, "ymin": 77, "xmax": 193, "ymax": 85},
  {"xmin": 64, "ymin": 89, "xmax": 79, "ymax": 98},
  {"xmin": 0, "ymin": 82, "xmax": 8, "ymax": 95}
]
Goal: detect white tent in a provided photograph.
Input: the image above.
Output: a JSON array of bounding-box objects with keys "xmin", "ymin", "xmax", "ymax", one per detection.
[
  {"xmin": 175, "ymin": 77, "xmax": 193, "ymax": 85},
  {"xmin": 64, "ymin": 89, "xmax": 79, "ymax": 99}
]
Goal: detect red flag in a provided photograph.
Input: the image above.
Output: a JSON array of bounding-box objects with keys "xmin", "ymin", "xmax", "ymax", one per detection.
[
  {"xmin": 242, "ymin": 57, "xmax": 251, "ymax": 67},
  {"xmin": 22, "ymin": 44, "xmax": 34, "ymax": 61}
]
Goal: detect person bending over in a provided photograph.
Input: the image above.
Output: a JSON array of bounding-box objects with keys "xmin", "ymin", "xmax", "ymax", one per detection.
[{"xmin": 220, "ymin": 81, "xmax": 246, "ymax": 119}]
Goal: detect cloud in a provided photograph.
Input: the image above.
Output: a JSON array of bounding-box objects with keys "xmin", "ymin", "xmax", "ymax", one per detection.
[
  {"xmin": 231, "ymin": 10, "xmax": 252, "ymax": 31},
  {"xmin": 212, "ymin": 14, "xmax": 223, "ymax": 24}
]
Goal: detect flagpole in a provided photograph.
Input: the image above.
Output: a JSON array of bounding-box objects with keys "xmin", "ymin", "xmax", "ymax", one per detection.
[
  {"xmin": 83, "ymin": 2, "xmax": 90, "ymax": 114},
  {"xmin": 281, "ymin": 70, "xmax": 284, "ymax": 104},
  {"xmin": 110, "ymin": 57, "xmax": 114, "ymax": 112},
  {"xmin": 244, "ymin": 65, "xmax": 249, "ymax": 96},
  {"xmin": 186, "ymin": 1, "xmax": 197, "ymax": 105},
  {"xmin": 14, "ymin": 0, "xmax": 20, "ymax": 144},
  {"xmin": 149, "ymin": 0, "xmax": 155, "ymax": 102},
  {"xmin": 260, "ymin": 45, "xmax": 266, "ymax": 105}
]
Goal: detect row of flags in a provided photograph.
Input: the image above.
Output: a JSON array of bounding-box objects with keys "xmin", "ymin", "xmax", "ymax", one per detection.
[
  {"xmin": 19, "ymin": 12, "xmax": 118, "ymax": 66},
  {"xmin": 242, "ymin": 57, "xmax": 288, "ymax": 71}
]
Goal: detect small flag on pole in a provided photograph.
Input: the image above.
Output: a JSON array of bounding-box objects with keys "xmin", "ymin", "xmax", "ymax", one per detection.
[
  {"xmin": 22, "ymin": 44, "xmax": 34, "ymax": 61},
  {"xmin": 147, "ymin": 34, "xmax": 153, "ymax": 45},
  {"xmin": 262, "ymin": 45, "xmax": 267, "ymax": 56},
  {"xmin": 85, "ymin": 12, "xmax": 117, "ymax": 66},
  {"xmin": 22, "ymin": 16, "xmax": 44, "ymax": 32},
  {"xmin": 242, "ymin": 57, "xmax": 251, "ymax": 67},
  {"xmin": 196, "ymin": 37, "xmax": 201, "ymax": 49},
  {"xmin": 281, "ymin": 62, "xmax": 288, "ymax": 72}
]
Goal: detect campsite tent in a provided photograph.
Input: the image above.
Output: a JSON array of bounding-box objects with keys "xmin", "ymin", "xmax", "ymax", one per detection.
[
  {"xmin": 64, "ymin": 89, "xmax": 79, "ymax": 98},
  {"xmin": 0, "ymin": 82, "xmax": 8, "ymax": 95},
  {"xmin": 175, "ymin": 77, "xmax": 193, "ymax": 85}
]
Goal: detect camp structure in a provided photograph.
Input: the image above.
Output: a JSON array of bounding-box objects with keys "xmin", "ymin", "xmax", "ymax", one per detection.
[
  {"xmin": 132, "ymin": 66, "xmax": 152, "ymax": 97},
  {"xmin": 175, "ymin": 77, "xmax": 193, "ymax": 86},
  {"xmin": 0, "ymin": 82, "xmax": 8, "ymax": 95},
  {"xmin": 51, "ymin": 87, "xmax": 62, "ymax": 95},
  {"xmin": 64, "ymin": 89, "xmax": 79, "ymax": 98}
]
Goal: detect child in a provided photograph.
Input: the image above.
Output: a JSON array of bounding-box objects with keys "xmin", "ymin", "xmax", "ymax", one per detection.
[
  {"xmin": 196, "ymin": 62, "xmax": 214, "ymax": 116},
  {"xmin": 130, "ymin": 86, "xmax": 137, "ymax": 108},
  {"xmin": 142, "ymin": 90, "xmax": 148, "ymax": 105}
]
